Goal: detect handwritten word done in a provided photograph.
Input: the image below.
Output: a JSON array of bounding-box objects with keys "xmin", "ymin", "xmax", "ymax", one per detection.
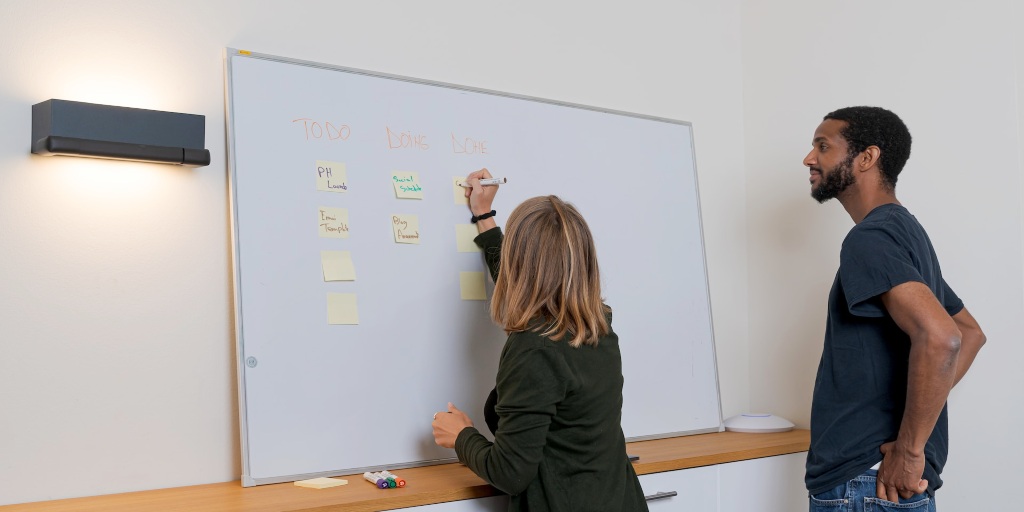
[{"xmin": 451, "ymin": 133, "xmax": 487, "ymax": 154}]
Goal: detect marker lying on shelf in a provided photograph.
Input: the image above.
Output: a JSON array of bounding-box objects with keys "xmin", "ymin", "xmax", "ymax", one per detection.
[
  {"xmin": 377, "ymin": 472, "xmax": 396, "ymax": 488},
  {"xmin": 380, "ymin": 469, "xmax": 407, "ymax": 487},
  {"xmin": 363, "ymin": 471, "xmax": 389, "ymax": 489}
]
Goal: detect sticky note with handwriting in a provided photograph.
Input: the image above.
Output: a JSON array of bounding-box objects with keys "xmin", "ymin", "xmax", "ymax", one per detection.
[
  {"xmin": 392, "ymin": 171, "xmax": 423, "ymax": 199},
  {"xmin": 453, "ymin": 177, "xmax": 469, "ymax": 205},
  {"xmin": 321, "ymin": 250, "xmax": 356, "ymax": 281},
  {"xmin": 391, "ymin": 214, "xmax": 420, "ymax": 244},
  {"xmin": 327, "ymin": 293, "xmax": 359, "ymax": 325},
  {"xmin": 315, "ymin": 160, "xmax": 348, "ymax": 193},
  {"xmin": 318, "ymin": 207, "xmax": 350, "ymax": 238}
]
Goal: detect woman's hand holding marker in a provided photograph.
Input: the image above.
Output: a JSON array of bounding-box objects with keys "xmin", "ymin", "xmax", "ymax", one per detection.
[
  {"xmin": 431, "ymin": 402, "xmax": 474, "ymax": 449},
  {"xmin": 464, "ymin": 168, "xmax": 499, "ymax": 233}
]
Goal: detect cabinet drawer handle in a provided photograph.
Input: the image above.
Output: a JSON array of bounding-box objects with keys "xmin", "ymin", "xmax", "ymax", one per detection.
[{"xmin": 644, "ymin": 491, "xmax": 678, "ymax": 501}]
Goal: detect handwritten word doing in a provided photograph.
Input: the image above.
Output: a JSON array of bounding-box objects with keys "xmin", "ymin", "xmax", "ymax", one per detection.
[
  {"xmin": 451, "ymin": 133, "xmax": 487, "ymax": 154},
  {"xmin": 294, "ymin": 118, "xmax": 351, "ymax": 141},
  {"xmin": 387, "ymin": 127, "xmax": 428, "ymax": 150}
]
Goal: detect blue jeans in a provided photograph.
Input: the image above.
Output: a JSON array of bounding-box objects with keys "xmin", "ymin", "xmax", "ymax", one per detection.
[{"xmin": 809, "ymin": 469, "xmax": 936, "ymax": 511}]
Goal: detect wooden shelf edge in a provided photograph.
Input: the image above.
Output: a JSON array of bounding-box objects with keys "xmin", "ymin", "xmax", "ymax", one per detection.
[{"xmin": 0, "ymin": 430, "xmax": 810, "ymax": 512}]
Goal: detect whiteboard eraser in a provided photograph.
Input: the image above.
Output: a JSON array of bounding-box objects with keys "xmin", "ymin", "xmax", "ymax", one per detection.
[
  {"xmin": 723, "ymin": 413, "xmax": 795, "ymax": 433},
  {"xmin": 294, "ymin": 477, "xmax": 349, "ymax": 489}
]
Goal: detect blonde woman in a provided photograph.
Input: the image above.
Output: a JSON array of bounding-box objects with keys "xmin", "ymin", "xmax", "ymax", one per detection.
[{"xmin": 432, "ymin": 169, "xmax": 648, "ymax": 511}]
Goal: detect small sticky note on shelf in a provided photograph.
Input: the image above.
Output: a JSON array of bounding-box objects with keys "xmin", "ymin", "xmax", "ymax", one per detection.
[
  {"xmin": 460, "ymin": 271, "xmax": 487, "ymax": 300},
  {"xmin": 327, "ymin": 293, "xmax": 359, "ymax": 325},
  {"xmin": 322, "ymin": 250, "xmax": 356, "ymax": 281},
  {"xmin": 318, "ymin": 206, "xmax": 350, "ymax": 238},
  {"xmin": 453, "ymin": 177, "xmax": 469, "ymax": 205},
  {"xmin": 455, "ymin": 224, "xmax": 481, "ymax": 253},
  {"xmin": 392, "ymin": 171, "xmax": 423, "ymax": 199},
  {"xmin": 391, "ymin": 214, "xmax": 420, "ymax": 244},
  {"xmin": 315, "ymin": 160, "xmax": 348, "ymax": 193},
  {"xmin": 294, "ymin": 477, "xmax": 349, "ymax": 489}
]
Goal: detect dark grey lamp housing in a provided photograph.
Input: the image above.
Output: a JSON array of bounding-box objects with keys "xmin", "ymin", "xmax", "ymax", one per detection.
[{"xmin": 31, "ymin": 99, "xmax": 211, "ymax": 167}]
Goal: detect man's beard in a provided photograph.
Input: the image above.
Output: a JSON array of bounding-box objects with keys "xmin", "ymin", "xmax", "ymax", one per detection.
[{"xmin": 811, "ymin": 154, "xmax": 856, "ymax": 203}]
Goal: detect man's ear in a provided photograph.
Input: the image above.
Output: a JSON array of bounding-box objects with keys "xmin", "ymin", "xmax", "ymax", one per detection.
[{"xmin": 857, "ymin": 146, "xmax": 881, "ymax": 172}]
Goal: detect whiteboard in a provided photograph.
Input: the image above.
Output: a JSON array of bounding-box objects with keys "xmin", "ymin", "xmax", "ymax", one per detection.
[{"xmin": 225, "ymin": 49, "xmax": 722, "ymax": 486}]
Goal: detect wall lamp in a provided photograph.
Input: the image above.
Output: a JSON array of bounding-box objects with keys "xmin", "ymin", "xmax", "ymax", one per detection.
[{"xmin": 31, "ymin": 99, "xmax": 211, "ymax": 167}]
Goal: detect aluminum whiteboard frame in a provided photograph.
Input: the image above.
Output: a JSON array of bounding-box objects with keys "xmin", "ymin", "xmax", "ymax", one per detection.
[{"xmin": 223, "ymin": 47, "xmax": 723, "ymax": 486}]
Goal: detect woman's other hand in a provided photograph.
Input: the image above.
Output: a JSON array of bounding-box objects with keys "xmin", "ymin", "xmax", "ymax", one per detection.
[{"xmin": 432, "ymin": 402, "xmax": 474, "ymax": 449}]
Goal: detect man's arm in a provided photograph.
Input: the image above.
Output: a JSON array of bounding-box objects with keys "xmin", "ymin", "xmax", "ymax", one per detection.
[
  {"xmin": 950, "ymin": 307, "xmax": 985, "ymax": 387},
  {"xmin": 876, "ymin": 281, "xmax": 962, "ymax": 502}
]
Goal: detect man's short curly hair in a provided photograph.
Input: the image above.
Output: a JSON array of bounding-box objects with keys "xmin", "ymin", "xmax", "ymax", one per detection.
[{"xmin": 824, "ymin": 106, "xmax": 912, "ymax": 189}]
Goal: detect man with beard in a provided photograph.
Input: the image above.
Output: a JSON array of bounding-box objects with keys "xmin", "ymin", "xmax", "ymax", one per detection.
[{"xmin": 802, "ymin": 106, "xmax": 986, "ymax": 511}]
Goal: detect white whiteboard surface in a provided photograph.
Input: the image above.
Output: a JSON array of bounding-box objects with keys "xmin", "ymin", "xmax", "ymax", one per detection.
[{"xmin": 225, "ymin": 49, "xmax": 721, "ymax": 486}]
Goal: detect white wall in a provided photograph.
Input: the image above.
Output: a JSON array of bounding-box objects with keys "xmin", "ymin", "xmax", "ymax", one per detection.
[
  {"xmin": 0, "ymin": 0, "xmax": 749, "ymax": 505},
  {"xmin": 741, "ymin": 1, "xmax": 1024, "ymax": 509}
]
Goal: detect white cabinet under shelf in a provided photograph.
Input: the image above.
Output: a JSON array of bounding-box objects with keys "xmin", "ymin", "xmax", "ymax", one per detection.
[
  {"xmin": 639, "ymin": 464, "xmax": 718, "ymax": 511},
  {"xmin": 402, "ymin": 452, "xmax": 806, "ymax": 511}
]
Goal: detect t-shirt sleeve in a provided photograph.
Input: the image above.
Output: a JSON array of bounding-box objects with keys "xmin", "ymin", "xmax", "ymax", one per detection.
[
  {"xmin": 839, "ymin": 225, "xmax": 924, "ymax": 317},
  {"xmin": 940, "ymin": 277, "xmax": 965, "ymax": 316}
]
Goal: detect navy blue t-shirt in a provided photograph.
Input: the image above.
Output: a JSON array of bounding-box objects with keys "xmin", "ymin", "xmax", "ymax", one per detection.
[{"xmin": 805, "ymin": 203, "xmax": 964, "ymax": 496}]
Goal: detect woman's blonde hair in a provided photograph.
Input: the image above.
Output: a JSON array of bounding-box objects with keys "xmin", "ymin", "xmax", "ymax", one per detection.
[{"xmin": 490, "ymin": 195, "xmax": 609, "ymax": 347}]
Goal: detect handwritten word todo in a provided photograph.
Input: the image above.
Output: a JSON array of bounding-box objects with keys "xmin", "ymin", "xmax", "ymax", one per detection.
[
  {"xmin": 386, "ymin": 127, "xmax": 429, "ymax": 150},
  {"xmin": 451, "ymin": 133, "xmax": 487, "ymax": 155},
  {"xmin": 293, "ymin": 118, "xmax": 351, "ymax": 141}
]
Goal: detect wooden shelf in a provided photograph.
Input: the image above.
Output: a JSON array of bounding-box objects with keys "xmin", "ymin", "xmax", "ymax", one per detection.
[{"xmin": 1, "ymin": 430, "xmax": 809, "ymax": 512}]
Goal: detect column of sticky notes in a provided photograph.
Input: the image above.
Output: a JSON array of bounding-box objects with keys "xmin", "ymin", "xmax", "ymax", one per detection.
[
  {"xmin": 316, "ymin": 160, "xmax": 359, "ymax": 325},
  {"xmin": 453, "ymin": 178, "xmax": 487, "ymax": 301}
]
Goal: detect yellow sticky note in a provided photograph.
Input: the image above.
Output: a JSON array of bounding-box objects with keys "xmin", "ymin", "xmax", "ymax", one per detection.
[
  {"xmin": 453, "ymin": 176, "xmax": 469, "ymax": 205},
  {"xmin": 321, "ymin": 250, "xmax": 356, "ymax": 281},
  {"xmin": 391, "ymin": 214, "xmax": 420, "ymax": 244},
  {"xmin": 327, "ymin": 293, "xmax": 359, "ymax": 325},
  {"xmin": 455, "ymin": 224, "xmax": 481, "ymax": 253},
  {"xmin": 294, "ymin": 477, "xmax": 348, "ymax": 489},
  {"xmin": 460, "ymin": 271, "xmax": 487, "ymax": 300},
  {"xmin": 315, "ymin": 160, "xmax": 348, "ymax": 193},
  {"xmin": 392, "ymin": 171, "xmax": 423, "ymax": 199},
  {"xmin": 318, "ymin": 207, "xmax": 350, "ymax": 238}
]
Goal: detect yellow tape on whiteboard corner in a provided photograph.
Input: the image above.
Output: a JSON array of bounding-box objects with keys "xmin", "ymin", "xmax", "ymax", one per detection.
[
  {"xmin": 294, "ymin": 477, "xmax": 349, "ymax": 489},
  {"xmin": 238, "ymin": 49, "xmax": 252, "ymax": 55}
]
